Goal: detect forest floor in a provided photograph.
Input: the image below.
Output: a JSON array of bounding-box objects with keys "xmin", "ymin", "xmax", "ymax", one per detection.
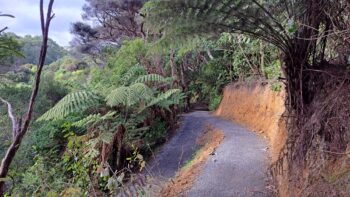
[{"xmin": 119, "ymin": 111, "xmax": 270, "ymax": 196}]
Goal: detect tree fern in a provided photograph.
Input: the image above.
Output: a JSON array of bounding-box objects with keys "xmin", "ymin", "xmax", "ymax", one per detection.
[
  {"xmin": 143, "ymin": 0, "xmax": 291, "ymax": 52},
  {"xmin": 106, "ymin": 83, "xmax": 153, "ymax": 107},
  {"xmin": 37, "ymin": 91, "xmax": 101, "ymax": 121}
]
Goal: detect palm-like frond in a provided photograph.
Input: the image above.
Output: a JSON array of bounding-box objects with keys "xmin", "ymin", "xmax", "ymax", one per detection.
[
  {"xmin": 106, "ymin": 86, "xmax": 129, "ymax": 107},
  {"xmin": 106, "ymin": 83, "xmax": 153, "ymax": 107},
  {"xmin": 134, "ymin": 74, "xmax": 168, "ymax": 84},
  {"xmin": 120, "ymin": 64, "xmax": 146, "ymax": 85},
  {"xmin": 37, "ymin": 91, "xmax": 101, "ymax": 121},
  {"xmin": 143, "ymin": 0, "xmax": 292, "ymax": 52},
  {"xmin": 141, "ymin": 89, "xmax": 182, "ymax": 111},
  {"xmin": 72, "ymin": 111, "xmax": 117, "ymax": 128}
]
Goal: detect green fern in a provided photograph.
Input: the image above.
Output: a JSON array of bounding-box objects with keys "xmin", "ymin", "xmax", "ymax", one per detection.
[
  {"xmin": 106, "ymin": 83, "xmax": 153, "ymax": 107},
  {"xmin": 37, "ymin": 91, "xmax": 101, "ymax": 121},
  {"xmin": 141, "ymin": 89, "xmax": 182, "ymax": 111},
  {"xmin": 72, "ymin": 111, "xmax": 117, "ymax": 128},
  {"xmin": 121, "ymin": 65, "xmax": 146, "ymax": 85},
  {"xmin": 156, "ymin": 91, "xmax": 185, "ymax": 110},
  {"xmin": 134, "ymin": 74, "xmax": 168, "ymax": 84},
  {"xmin": 143, "ymin": 0, "xmax": 291, "ymax": 52}
]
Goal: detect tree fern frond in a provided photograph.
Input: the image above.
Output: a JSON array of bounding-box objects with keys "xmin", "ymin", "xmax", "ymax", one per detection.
[
  {"xmin": 141, "ymin": 89, "xmax": 182, "ymax": 111},
  {"xmin": 134, "ymin": 74, "xmax": 168, "ymax": 84},
  {"xmin": 72, "ymin": 111, "xmax": 117, "ymax": 128},
  {"xmin": 106, "ymin": 86, "xmax": 129, "ymax": 107},
  {"xmin": 156, "ymin": 92, "xmax": 185, "ymax": 111},
  {"xmin": 37, "ymin": 91, "xmax": 101, "ymax": 121},
  {"xmin": 106, "ymin": 83, "xmax": 153, "ymax": 107},
  {"xmin": 121, "ymin": 64, "xmax": 146, "ymax": 85},
  {"xmin": 72, "ymin": 114, "xmax": 103, "ymax": 127},
  {"xmin": 128, "ymin": 83, "xmax": 154, "ymax": 107},
  {"xmin": 143, "ymin": 0, "xmax": 291, "ymax": 52}
]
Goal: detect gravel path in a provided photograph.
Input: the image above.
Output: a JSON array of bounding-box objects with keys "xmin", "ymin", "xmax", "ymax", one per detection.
[{"xmin": 145, "ymin": 111, "xmax": 269, "ymax": 197}]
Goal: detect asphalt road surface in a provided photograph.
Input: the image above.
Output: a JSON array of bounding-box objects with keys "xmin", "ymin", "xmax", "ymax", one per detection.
[{"xmin": 147, "ymin": 111, "xmax": 270, "ymax": 197}]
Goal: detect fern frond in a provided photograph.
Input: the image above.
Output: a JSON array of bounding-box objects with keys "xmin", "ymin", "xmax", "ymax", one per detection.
[
  {"xmin": 128, "ymin": 83, "xmax": 153, "ymax": 104},
  {"xmin": 106, "ymin": 86, "xmax": 129, "ymax": 107},
  {"xmin": 142, "ymin": 89, "xmax": 182, "ymax": 111},
  {"xmin": 143, "ymin": 0, "xmax": 291, "ymax": 52},
  {"xmin": 157, "ymin": 92, "xmax": 185, "ymax": 111},
  {"xmin": 134, "ymin": 74, "xmax": 168, "ymax": 84},
  {"xmin": 72, "ymin": 111, "xmax": 117, "ymax": 128},
  {"xmin": 121, "ymin": 64, "xmax": 146, "ymax": 85},
  {"xmin": 106, "ymin": 83, "xmax": 153, "ymax": 107},
  {"xmin": 72, "ymin": 114, "xmax": 102, "ymax": 127},
  {"xmin": 37, "ymin": 91, "xmax": 101, "ymax": 121}
]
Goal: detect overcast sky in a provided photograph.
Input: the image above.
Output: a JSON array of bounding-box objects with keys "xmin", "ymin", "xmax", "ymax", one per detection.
[{"xmin": 0, "ymin": 0, "xmax": 86, "ymax": 47}]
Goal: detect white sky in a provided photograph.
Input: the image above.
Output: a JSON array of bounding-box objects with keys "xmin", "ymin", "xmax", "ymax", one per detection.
[{"xmin": 0, "ymin": 0, "xmax": 86, "ymax": 46}]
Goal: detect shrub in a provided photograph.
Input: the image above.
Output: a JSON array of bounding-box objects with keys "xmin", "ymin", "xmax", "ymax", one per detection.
[{"xmin": 209, "ymin": 94, "xmax": 222, "ymax": 111}]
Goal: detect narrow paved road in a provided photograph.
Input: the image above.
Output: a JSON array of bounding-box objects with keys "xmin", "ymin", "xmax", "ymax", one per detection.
[{"xmin": 147, "ymin": 111, "xmax": 269, "ymax": 197}]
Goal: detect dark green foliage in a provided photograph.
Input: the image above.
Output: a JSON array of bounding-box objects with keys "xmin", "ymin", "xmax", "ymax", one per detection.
[
  {"xmin": 143, "ymin": 0, "xmax": 290, "ymax": 51},
  {"xmin": 0, "ymin": 34, "xmax": 22, "ymax": 68},
  {"xmin": 0, "ymin": 33, "xmax": 66, "ymax": 74},
  {"xmin": 19, "ymin": 35, "xmax": 67, "ymax": 65},
  {"xmin": 144, "ymin": 118, "xmax": 167, "ymax": 147},
  {"xmin": 209, "ymin": 95, "xmax": 222, "ymax": 111},
  {"xmin": 73, "ymin": 0, "xmax": 146, "ymax": 42},
  {"xmin": 13, "ymin": 155, "xmax": 66, "ymax": 196}
]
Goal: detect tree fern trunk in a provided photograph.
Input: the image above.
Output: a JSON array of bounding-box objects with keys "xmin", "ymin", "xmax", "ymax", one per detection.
[
  {"xmin": 111, "ymin": 124, "xmax": 126, "ymax": 171},
  {"xmin": 117, "ymin": 124, "xmax": 126, "ymax": 170},
  {"xmin": 170, "ymin": 49, "xmax": 179, "ymax": 88}
]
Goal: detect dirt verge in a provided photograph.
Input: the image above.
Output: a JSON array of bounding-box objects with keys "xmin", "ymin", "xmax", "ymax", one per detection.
[
  {"xmin": 215, "ymin": 82, "xmax": 286, "ymax": 162},
  {"xmin": 157, "ymin": 127, "xmax": 225, "ymax": 197}
]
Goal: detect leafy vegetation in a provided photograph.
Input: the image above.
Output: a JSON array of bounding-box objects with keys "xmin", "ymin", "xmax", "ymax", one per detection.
[{"xmin": 1, "ymin": 0, "xmax": 349, "ymax": 196}]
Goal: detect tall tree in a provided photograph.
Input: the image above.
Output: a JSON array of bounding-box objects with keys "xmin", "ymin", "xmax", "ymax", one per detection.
[
  {"xmin": 0, "ymin": 0, "xmax": 55, "ymax": 195},
  {"xmin": 71, "ymin": 0, "xmax": 147, "ymax": 56}
]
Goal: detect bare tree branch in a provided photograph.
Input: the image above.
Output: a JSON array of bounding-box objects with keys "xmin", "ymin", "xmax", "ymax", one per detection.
[
  {"xmin": 0, "ymin": 14, "xmax": 14, "ymax": 18},
  {"xmin": 0, "ymin": 97, "xmax": 17, "ymax": 139},
  {"xmin": 0, "ymin": 0, "xmax": 55, "ymax": 195},
  {"xmin": 0, "ymin": 27, "xmax": 8, "ymax": 34}
]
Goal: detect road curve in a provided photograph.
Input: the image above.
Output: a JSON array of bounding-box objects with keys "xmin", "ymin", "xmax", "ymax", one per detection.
[{"xmin": 147, "ymin": 111, "xmax": 269, "ymax": 197}]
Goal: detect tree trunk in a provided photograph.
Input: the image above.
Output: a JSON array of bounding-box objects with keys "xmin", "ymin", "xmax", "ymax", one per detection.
[
  {"xmin": 170, "ymin": 49, "xmax": 179, "ymax": 88},
  {"xmin": 179, "ymin": 62, "xmax": 190, "ymax": 112},
  {"xmin": 259, "ymin": 41, "xmax": 265, "ymax": 78},
  {"xmin": 116, "ymin": 124, "xmax": 126, "ymax": 170}
]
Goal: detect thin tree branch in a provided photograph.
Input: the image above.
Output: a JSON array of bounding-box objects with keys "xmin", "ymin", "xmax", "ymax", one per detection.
[
  {"xmin": 0, "ymin": 1, "xmax": 55, "ymax": 195},
  {"xmin": 0, "ymin": 27, "xmax": 8, "ymax": 34},
  {"xmin": 0, "ymin": 97, "xmax": 17, "ymax": 139}
]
